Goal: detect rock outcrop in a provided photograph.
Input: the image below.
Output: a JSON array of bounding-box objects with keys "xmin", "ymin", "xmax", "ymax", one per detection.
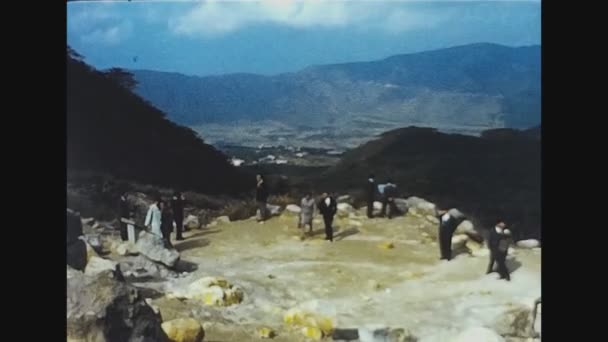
[
  {"xmin": 136, "ymin": 231, "xmax": 180, "ymax": 267},
  {"xmin": 67, "ymin": 267, "xmax": 167, "ymax": 342}
]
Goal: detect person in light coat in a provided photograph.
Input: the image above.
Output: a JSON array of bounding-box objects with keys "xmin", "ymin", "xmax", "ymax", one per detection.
[
  {"xmin": 145, "ymin": 197, "xmax": 162, "ymax": 237},
  {"xmin": 299, "ymin": 192, "xmax": 316, "ymax": 234}
]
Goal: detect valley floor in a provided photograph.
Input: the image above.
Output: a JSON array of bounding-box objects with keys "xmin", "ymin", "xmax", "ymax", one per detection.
[{"xmin": 141, "ymin": 210, "xmax": 541, "ymax": 341}]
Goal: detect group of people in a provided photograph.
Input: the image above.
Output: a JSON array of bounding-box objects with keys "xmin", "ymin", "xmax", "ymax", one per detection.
[
  {"xmin": 118, "ymin": 190, "xmax": 186, "ymax": 247},
  {"xmin": 255, "ymin": 174, "xmax": 338, "ymax": 242},
  {"xmin": 436, "ymin": 208, "xmax": 513, "ymax": 281}
]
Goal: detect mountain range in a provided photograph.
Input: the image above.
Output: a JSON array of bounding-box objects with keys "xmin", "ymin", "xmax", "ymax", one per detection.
[{"xmin": 132, "ymin": 43, "xmax": 540, "ymax": 134}]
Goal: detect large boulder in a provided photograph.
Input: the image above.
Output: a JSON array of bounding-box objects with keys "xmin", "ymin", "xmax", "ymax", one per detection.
[
  {"xmin": 451, "ymin": 234, "xmax": 469, "ymax": 251},
  {"xmin": 85, "ymin": 256, "xmax": 119, "ymax": 278},
  {"xmin": 67, "ymin": 267, "xmax": 167, "ymax": 342},
  {"xmin": 405, "ymin": 197, "xmax": 436, "ymax": 215},
  {"xmin": 286, "ymin": 204, "xmax": 302, "ymax": 214},
  {"xmin": 118, "ymin": 255, "xmax": 177, "ymax": 280},
  {"xmin": 136, "ymin": 231, "xmax": 180, "ymax": 268},
  {"xmin": 161, "ymin": 318, "xmax": 205, "ymax": 342},
  {"xmin": 455, "ymin": 220, "xmax": 475, "ymax": 235},
  {"xmin": 115, "ymin": 242, "xmax": 139, "ymax": 256},
  {"xmin": 516, "ymin": 239, "xmax": 540, "ymax": 249},
  {"xmin": 268, "ymin": 204, "xmax": 282, "ymax": 216},
  {"xmin": 184, "ymin": 215, "xmax": 201, "ymax": 230},
  {"xmin": 338, "ymin": 203, "xmax": 355, "ymax": 213},
  {"xmin": 67, "ymin": 240, "xmax": 88, "ymax": 271},
  {"xmin": 393, "ymin": 198, "xmax": 408, "ymax": 214},
  {"xmin": 337, "ymin": 195, "xmax": 352, "ymax": 204},
  {"xmin": 167, "ymin": 276, "xmax": 244, "ymax": 306},
  {"xmin": 451, "ymin": 327, "xmax": 504, "ymax": 342}
]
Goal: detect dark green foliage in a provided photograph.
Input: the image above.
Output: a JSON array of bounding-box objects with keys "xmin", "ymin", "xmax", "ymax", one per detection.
[
  {"xmin": 313, "ymin": 127, "xmax": 540, "ymax": 239},
  {"xmin": 67, "ymin": 47, "xmax": 251, "ymax": 195}
]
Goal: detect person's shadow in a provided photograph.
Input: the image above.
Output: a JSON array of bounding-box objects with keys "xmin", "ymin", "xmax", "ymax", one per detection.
[
  {"xmin": 174, "ymin": 229, "xmax": 220, "ymax": 252},
  {"xmin": 506, "ymin": 258, "xmax": 522, "ymax": 273},
  {"xmin": 334, "ymin": 228, "xmax": 360, "ymax": 241}
]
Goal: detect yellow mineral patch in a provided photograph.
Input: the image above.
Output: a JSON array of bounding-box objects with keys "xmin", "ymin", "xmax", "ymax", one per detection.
[
  {"xmin": 378, "ymin": 241, "xmax": 395, "ymax": 249},
  {"xmin": 257, "ymin": 327, "xmax": 276, "ymax": 339}
]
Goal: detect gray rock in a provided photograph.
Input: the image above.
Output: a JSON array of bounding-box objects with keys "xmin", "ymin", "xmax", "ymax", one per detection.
[
  {"xmin": 405, "ymin": 197, "xmax": 436, "ymax": 214},
  {"xmin": 491, "ymin": 304, "xmax": 536, "ymax": 338},
  {"xmin": 393, "ymin": 198, "xmax": 408, "ymax": 214},
  {"xmin": 67, "ymin": 240, "xmax": 87, "ymax": 271},
  {"xmin": 268, "ymin": 204, "xmax": 282, "ymax": 216},
  {"xmin": 85, "ymin": 256, "xmax": 119, "ymax": 277},
  {"xmin": 136, "ymin": 231, "xmax": 180, "ymax": 267},
  {"xmin": 516, "ymin": 239, "xmax": 540, "ymax": 249},
  {"xmin": 67, "ymin": 267, "xmax": 168, "ymax": 342},
  {"xmin": 184, "ymin": 214, "xmax": 201, "ymax": 230},
  {"xmin": 338, "ymin": 203, "xmax": 356, "ymax": 213},
  {"xmin": 337, "ymin": 195, "xmax": 352, "ymax": 204},
  {"xmin": 286, "ymin": 204, "xmax": 301, "ymax": 214},
  {"xmin": 67, "ymin": 209, "xmax": 84, "ymax": 245}
]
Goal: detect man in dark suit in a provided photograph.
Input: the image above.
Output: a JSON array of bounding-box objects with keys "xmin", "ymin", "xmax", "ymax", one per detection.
[
  {"xmin": 487, "ymin": 221, "xmax": 513, "ymax": 281},
  {"xmin": 318, "ymin": 192, "xmax": 337, "ymax": 242},
  {"xmin": 171, "ymin": 191, "xmax": 185, "ymax": 240},
  {"xmin": 365, "ymin": 174, "xmax": 376, "ymax": 218},
  {"xmin": 436, "ymin": 208, "xmax": 465, "ymax": 261}
]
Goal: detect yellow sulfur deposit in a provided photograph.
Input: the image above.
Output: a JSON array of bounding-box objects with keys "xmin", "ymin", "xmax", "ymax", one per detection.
[
  {"xmin": 284, "ymin": 309, "xmax": 335, "ymax": 339},
  {"xmin": 378, "ymin": 241, "xmax": 395, "ymax": 249},
  {"xmin": 301, "ymin": 326, "xmax": 323, "ymax": 340},
  {"xmin": 161, "ymin": 318, "xmax": 204, "ymax": 342},
  {"xmin": 257, "ymin": 327, "xmax": 276, "ymax": 339}
]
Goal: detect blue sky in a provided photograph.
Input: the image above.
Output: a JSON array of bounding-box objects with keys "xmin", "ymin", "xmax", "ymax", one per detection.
[{"xmin": 67, "ymin": 0, "xmax": 541, "ymax": 76}]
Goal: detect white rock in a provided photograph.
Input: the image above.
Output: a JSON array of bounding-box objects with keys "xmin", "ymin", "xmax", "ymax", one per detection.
[
  {"xmin": 451, "ymin": 327, "xmax": 504, "ymax": 342},
  {"xmin": 337, "ymin": 195, "xmax": 351, "ymax": 203},
  {"xmin": 406, "ymin": 197, "xmax": 436, "ymax": 214},
  {"xmin": 451, "ymin": 234, "xmax": 469, "ymax": 249},
  {"xmin": 393, "ymin": 198, "xmax": 408, "ymax": 213},
  {"xmin": 286, "ymin": 204, "xmax": 302, "ymax": 214},
  {"xmin": 426, "ymin": 215, "xmax": 439, "ymax": 224},
  {"xmin": 373, "ymin": 201, "xmax": 383, "ymax": 210},
  {"xmin": 84, "ymin": 256, "xmax": 118, "ymax": 277},
  {"xmin": 516, "ymin": 239, "xmax": 540, "ymax": 249},
  {"xmin": 455, "ymin": 220, "xmax": 475, "ymax": 235},
  {"xmin": 337, "ymin": 203, "xmax": 355, "ymax": 213},
  {"xmin": 115, "ymin": 242, "xmax": 138, "ymax": 256},
  {"xmin": 136, "ymin": 231, "xmax": 180, "ymax": 267},
  {"xmin": 184, "ymin": 215, "xmax": 201, "ymax": 230},
  {"xmin": 267, "ymin": 204, "xmax": 282, "ymax": 216},
  {"xmin": 216, "ymin": 216, "xmax": 231, "ymax": 224}
]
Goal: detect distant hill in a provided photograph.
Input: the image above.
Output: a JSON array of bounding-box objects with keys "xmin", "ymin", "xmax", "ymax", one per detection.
[
  {"xmin": 309, "ymin": 126, "xmax": 540, "ymax": 239},
  {"xmin": 132, "ymin": 43, "xmax": 540, "ymax": 130},
  {"xmin": 67, "ymin": 48, "xmax": 250, "ymax": 194}
]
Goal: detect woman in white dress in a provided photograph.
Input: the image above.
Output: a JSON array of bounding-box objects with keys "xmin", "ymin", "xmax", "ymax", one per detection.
[{"xmin": 299, "ymin": 192, "xmax": 316, "ymax": 234}]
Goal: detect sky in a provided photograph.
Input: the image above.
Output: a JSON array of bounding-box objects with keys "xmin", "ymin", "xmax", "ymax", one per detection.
[{"xmin": 67, "ymin": 0, "xmax": 541, "ymax": 76}]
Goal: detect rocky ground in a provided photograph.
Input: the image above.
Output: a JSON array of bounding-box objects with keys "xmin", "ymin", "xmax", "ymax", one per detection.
[{"xmin": 67, "ymin": 198, "xmax": 541, "ymax": 342}]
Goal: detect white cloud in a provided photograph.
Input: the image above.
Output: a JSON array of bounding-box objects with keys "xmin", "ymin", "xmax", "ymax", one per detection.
[
  {"xmin": 81, "ymin": 21, "xmax": 134, "ymax": 45},
  {"xmin": 68, "ymin": 2, "xmax": 133, "ymax": 46},
  {"xmin": 168, "ymin": 0, "xmax": 448, "ymax": 37}
]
